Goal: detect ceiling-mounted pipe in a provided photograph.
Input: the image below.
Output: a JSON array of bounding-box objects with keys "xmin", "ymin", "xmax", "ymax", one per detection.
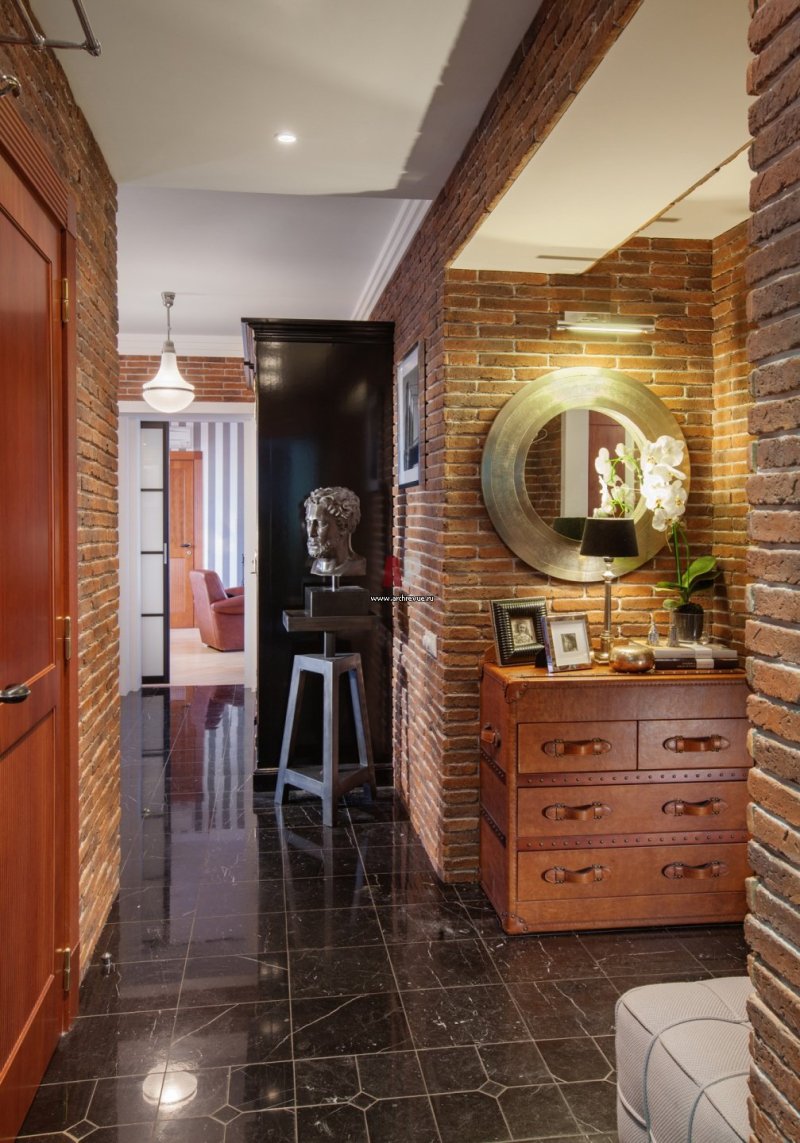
[{"xmin": 0, "ymin": 0, "xmax": 101, "ymax": 56}]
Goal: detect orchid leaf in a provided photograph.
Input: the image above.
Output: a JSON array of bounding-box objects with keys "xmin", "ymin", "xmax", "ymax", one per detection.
[
  {"xmin": 685, "ymin": 556, "xmax": 718, "ymax": 581},
  {"xmin": 685, "ymin": 576, "xmax": 717, "ymax": 594}
]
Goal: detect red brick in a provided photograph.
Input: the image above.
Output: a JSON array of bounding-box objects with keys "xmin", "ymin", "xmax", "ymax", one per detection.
[{"xmin": 0, "ymin": 0, "xmax": 120, "ymax": 971}]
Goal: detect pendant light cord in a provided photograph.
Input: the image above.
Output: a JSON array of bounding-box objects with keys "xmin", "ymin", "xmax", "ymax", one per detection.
[{"xmin": 162, "ymin": 291, "xmax": 175, "ymax": 345}]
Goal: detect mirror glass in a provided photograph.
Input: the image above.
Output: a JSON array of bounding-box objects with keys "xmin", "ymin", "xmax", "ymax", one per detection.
[
  {"xmin": 524, "ymin": 411, "xmax": 643, "ymax": 536},
  {"xmin": 482, "ymin": 367, "xmax": 689, "ymax": 582}
]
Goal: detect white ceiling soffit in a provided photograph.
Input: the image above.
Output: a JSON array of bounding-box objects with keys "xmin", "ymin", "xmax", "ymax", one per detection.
[
  {"xmin": 453, "ymin": 0, "xmax": 752, "ymax": 274},
  {"xmin": 640, "ymin": 149, "xmax": 751, "ymax": 240},
  {"xmin": 116, "ymin": 187, "xmax": 428, "ymax": 355},
  {"xmin": 31, "ymin": 0, "xmax": 543, "ymax": 198}
]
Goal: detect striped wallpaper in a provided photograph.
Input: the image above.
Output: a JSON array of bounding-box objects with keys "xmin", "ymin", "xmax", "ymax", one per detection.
[{"xmin": 170, "ymin": 420, "xmax": 245, "ymax": 587}]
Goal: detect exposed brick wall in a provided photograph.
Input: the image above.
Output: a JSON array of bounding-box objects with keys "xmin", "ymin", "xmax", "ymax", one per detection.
[
  {"xmin": 119, "ymin": 355, "xmax": 253, "ymax": 403},
  {"xmin": 745, "ymin": 0, "xmax": 800, "ymax": 1137},
  {"xmin": 524, "ymin": 415, "xmax": 563, "ymax": 527},
  {"xmin": 0, "ymin": 2, "xmax": 120, "ymax": 967},
  {"xmin": 388, "ymin": 240, "xmax": 752, "ymax": 881},
  {"xmin": 373, "ymin": 0, "xmax": 753, "ymax": 883},
  {"xmin": 431, "ymin": 242, "xmax": 725, "ymax": 878},
  {"xmin": 712, "ymin": 222, "xmax": 754, "ymax": 656},
  {"xmin": 372, "ymin": 0, "xmax": 647, "ymax": 878}
]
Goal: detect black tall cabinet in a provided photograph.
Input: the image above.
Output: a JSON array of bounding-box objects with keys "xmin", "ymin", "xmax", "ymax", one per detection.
[{"xmin": 242, "ymin": 318, "xmax": 394, "ymax": 787}]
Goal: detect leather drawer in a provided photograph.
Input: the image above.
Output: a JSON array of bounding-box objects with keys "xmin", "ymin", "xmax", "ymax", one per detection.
[
  {"xmin": 638, "ymin": 719, "xmax": 750, "ymax": 769},
  {"xmin": 503, "ymin": 889, "xmax": 747, "ymax": 933},
  {"xmin": 518, "ymin": 780, "xmax": 748, "ymax": 838},
  {"xmin": 518, "ymin": 842, "xmax": 749, "ymax": 901},
  {"xmin": 518, "ymin": 720, "xmax": 636, "ymax": 773}
]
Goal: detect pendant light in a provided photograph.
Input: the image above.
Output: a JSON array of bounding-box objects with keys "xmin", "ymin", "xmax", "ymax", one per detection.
[{"xmin": 142, "ymin": 292, "xmax": 195, "ymax": 413}]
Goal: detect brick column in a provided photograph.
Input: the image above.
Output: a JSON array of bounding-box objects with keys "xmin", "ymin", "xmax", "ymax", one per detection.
[{"xmin": 745, "ymin": 1, "xmax": 800, "ymax": 1139}]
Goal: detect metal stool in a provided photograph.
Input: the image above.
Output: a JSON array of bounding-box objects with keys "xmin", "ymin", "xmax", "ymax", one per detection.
[{"xmin": 274, "ymin": 650, "xmax": 376, "ymax": 826}]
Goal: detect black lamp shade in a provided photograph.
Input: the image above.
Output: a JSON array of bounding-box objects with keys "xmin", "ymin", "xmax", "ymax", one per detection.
[{"xmin": 579, "ymin": 516, "xmax": 639, "ymax": 558}]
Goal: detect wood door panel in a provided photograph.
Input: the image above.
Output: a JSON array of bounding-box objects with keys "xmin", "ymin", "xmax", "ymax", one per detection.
[
  {"xmin": 0, "ymin": 148, "xmax": 70, "ymax": 1140},
  {"xmin": 169, "ymin": 453, "xmax": 202, "ymax": 628},
  {"xmin": 1, "ymin": 214, "xmax": 54, "ymax": 685},
  {"xmin": 0, "ymin": 713, "xmax": 57, "ymax": 1062}
]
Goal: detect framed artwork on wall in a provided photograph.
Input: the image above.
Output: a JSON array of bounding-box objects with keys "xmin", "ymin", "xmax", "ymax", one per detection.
[
  {"xmin": 397, "ymin": 341, "xmax": 423, "ymax": 488},
  {"xmin": 491, "ymin": 597, "xmax": 548, "ymax": 666},
  {"xmin": 542, "ymin": 612, "xmax": 593, "ymax": 673}
]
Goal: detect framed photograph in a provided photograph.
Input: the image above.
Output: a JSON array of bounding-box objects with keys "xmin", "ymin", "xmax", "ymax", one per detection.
[
  {"xmin": 491, "ymin": 597, "xmax": 548, "ymax": 667},
  {"xmin": 542, "ymin": 612, "xmax": 593, "ymax": 673},
  {"xmin": 397, "ymin": 341, "xmax": 423, "ymax": 488}
]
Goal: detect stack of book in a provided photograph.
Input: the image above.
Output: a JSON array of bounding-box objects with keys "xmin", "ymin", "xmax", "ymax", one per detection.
[{"xmin": 648, "ymin": 642, "xmax": 739, "ymax": 671}]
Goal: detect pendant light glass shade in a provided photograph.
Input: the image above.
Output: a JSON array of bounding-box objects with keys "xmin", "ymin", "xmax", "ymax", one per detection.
[{"xmin": 142, "ymin": 293, "xmax": 195, "ymax": 412}]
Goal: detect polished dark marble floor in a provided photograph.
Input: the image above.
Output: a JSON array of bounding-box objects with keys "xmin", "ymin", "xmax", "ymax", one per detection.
[{"xmin": 19, "ymin": 685, "xmax": 748, "ymax": 1142}]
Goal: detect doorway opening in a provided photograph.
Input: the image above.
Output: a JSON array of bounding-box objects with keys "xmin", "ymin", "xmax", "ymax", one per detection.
[
  {"xmin": 168, "ymin": 420, "xmax": 246, "ymax": 686},
  {"xmin": 119, "ymin": 404, "xmax": 256, "ymax": 695}
]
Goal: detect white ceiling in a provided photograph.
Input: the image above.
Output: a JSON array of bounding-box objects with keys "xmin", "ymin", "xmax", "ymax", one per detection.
[
  {"xmin": 454, "ymin": 0, "xmax": 752, "ymax": 274},
  {"xmin": 29, "ymin": 0, "xmax": 543, "ymax": 352},
  {"xmin": 25, "ymin": 0, "xmax": 752, "ymax": 353}
]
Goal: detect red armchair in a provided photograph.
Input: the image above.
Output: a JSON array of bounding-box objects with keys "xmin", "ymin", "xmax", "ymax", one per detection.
[{"xmin": 189, "ymin": 570, "xmax": 244, "ymax": 651}]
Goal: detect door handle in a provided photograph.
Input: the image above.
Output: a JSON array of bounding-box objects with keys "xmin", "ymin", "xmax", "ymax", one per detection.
[
  {"xmin": 0, "ymin": 683, "xmax": 31, "ymax": 704},
  {"xmin": 180, "ymin": 543, "xmax": 192, "ymax": 548}
]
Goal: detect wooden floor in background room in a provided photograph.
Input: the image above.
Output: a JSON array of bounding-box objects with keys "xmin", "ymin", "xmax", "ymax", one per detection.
[{"xmin": 170, "ymin": 627, "xmax": 245, "ymax": 686}]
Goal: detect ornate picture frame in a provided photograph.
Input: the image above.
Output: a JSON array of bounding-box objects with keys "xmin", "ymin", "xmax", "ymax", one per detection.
[
  {"xmin": 542, "ymin": 612, "xmax": 593, "ymax": 672},
  {"xmin": 491, "ymin": 597, "xmax": 548, "ymax": 667},
  {"xmin": 397, "ymin": 341, "xmax": 423, "ymax": 488}
]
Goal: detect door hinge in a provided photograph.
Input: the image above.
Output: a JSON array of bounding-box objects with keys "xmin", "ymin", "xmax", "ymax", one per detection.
[
  {"xmin": 61, "ymin": 615, "xmax": 73, "ymax": 662},
  {"xmin": 61, "ymin": 278, "xmax": 69, "ymax": 324},
  {"xmin": 58, "ymin": 947, "xmax": 72, "ymax": 993}
]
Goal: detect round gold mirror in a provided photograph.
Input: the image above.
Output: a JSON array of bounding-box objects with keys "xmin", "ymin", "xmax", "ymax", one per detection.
[{"xmin": 481, "ymin": 367, "xmax": 689, "ymax": 582}]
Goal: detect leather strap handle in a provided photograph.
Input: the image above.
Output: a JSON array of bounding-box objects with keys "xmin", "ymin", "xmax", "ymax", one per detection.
[
  {"xmin": 543, "ymin": 864, "xmax": 610, "ymax": 885},
  {"xmin": 663, "ymin": 734, "xmax": 729, "ymax": 754},
  {"xmin": 544, "ymin": 801, "xmax": 612, "ymax": 822},
  {"xmin": 662, "ymin": 860, "xmax": 729, "ymax": 880},
  {"xmin": 662, "ymin": 797, "xmax": 726, "ymax": 817},
  {"xmin": 480, "ymin": 724, "xmax": 501, "ymax": 750},
  {"xmin": 542, "ymin": 737, "xmax": 611, "ymax": 758}
]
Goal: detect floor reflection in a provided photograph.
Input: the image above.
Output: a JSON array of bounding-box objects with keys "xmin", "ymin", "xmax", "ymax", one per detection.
[{"xmin": 19, "ymin": 685, "xmax": 748, "ymax": 1142}]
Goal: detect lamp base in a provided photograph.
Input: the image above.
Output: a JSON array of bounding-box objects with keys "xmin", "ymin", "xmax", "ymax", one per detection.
[{"xmin": 593, "ymin": 630, "xmax": 612, "ymax": 663}]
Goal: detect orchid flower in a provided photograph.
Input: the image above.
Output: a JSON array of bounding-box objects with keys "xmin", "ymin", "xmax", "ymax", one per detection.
[{"xmin": 592, "ymin": 434, "xmax": 719, "ymax": 608}]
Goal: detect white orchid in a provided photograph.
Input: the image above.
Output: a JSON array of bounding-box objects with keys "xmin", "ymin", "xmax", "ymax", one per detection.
[
  {"xmin": 594, "ymin": 447, "xmax": 613, "ymax": 482},
  {"xmin": 591, "ymin": 433, "xmax": 718, "ymax": 609},
  {"xmin": 640, "ymin": 434, "xmax": 685, "ymax": 477}
]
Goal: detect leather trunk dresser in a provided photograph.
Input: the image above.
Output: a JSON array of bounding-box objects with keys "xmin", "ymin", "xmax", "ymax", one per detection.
[{"xmin": 479, "ymin": 659, "xmax": 750, "ymax": 934}]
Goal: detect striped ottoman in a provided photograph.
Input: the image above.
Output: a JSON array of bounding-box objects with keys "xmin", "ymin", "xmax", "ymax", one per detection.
[{"xmin": 616, "ymin": 977, "xmax": 752, "ymax": 1142}]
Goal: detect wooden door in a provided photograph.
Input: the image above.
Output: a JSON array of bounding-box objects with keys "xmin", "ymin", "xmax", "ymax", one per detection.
[
  {"xmin": 587, "ymin": 411, "xmax": 626, "ymax": 515},
  {"xmin": 0, "ymin": 153, "xmax": 72, "ymax": 1139},
  {"xmin": 169, "ymin": 452, "xmax": 202, "ymax": 628}
]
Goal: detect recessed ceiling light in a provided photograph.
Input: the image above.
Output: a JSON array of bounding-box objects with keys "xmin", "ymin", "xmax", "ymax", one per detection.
[{"xmin": 275, "ymin": 131, "xmax": 297, "ymax": 145}]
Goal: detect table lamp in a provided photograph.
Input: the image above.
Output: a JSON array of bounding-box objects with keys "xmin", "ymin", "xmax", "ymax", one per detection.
[{"xmin": 579, "ymin": 517, "xmax": 639, "ymax": 662}]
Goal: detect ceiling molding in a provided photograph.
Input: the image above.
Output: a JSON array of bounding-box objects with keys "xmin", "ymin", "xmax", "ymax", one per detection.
[
  {"xmin": 118, "ymin": 333, "xmax": 245, "ymax": 358},
  {"xmin": 243, "ymin": 317, "xmax": 394, "ymax": 345},
  {"xmin": 119, "ymin": 401, "xmax": 254, "ymax": 418},
  {"xmin": 351, "ymin": 199, "xmax": 431, "ymax": 320}
]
